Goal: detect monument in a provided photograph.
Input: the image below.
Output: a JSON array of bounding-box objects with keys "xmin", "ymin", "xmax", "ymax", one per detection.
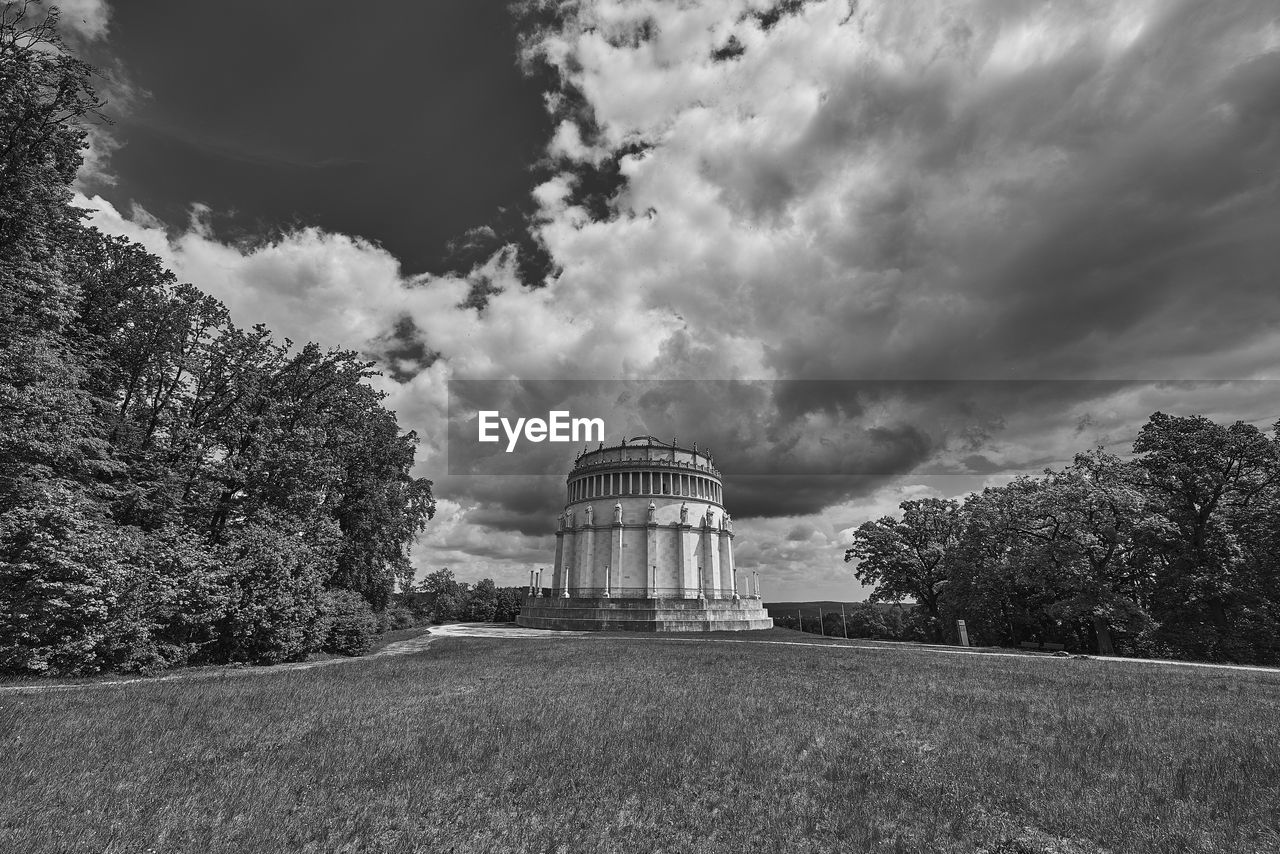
[{"xmin": 517, "ymin": 437, "xmax": 774, "ymax": 631}]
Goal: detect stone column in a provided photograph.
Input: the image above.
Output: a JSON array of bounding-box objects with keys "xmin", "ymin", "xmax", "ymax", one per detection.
[
  {"xmin": 609, "ymin": 509, "xmax": 622, "ymax": 599},
  {"xmin": 718, "ymin": 527, "xmax": 735, "ymax": 600},
  {"xmin": 676, "ymin": 524, "xmax": 691, "ymax": 598},
  {"xmin": 553, "ymin": 531, "xmax": 564, "ymax": 590},
  {"xmin": 702, "ymin": 521, "xmax": 721, "ymax": 598},
  {"xmin": 578, "ymin": 523, "xmax": 595, "ymax": 597},
  {"xmin": 559, "ymin": 528, "xmax": 576, "ymax": 595},
  {"xmin": 646, "ymin": 510, "xmax": 658, "ymax": 598}
]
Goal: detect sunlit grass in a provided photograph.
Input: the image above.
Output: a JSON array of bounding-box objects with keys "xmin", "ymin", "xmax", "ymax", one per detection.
[{"xmin": 3, "ymin": 635, "xmax": 1278, "ymax": 853}]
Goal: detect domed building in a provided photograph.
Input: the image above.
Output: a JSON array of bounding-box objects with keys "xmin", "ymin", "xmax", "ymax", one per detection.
[{"xmin": 517, "ymin": 437, "xmax": 773, "ymax": 631}]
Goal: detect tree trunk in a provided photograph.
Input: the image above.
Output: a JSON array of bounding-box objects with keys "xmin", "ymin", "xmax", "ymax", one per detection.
[{"xmin": 1092, "ymin": 615, "xmax": 1115, "ymax": 656}]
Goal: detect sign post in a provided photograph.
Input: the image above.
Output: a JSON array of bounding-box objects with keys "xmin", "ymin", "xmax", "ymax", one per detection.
[{"xmin": 957, "ymin": 619, "xmax": 970, "ymax": 647}]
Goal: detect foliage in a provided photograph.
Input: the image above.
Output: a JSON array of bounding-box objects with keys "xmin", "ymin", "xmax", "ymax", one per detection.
[
  {"xmin": 377, "ymin": 606, "xmax": 419, "ymax": 633},
  {"xmin": 0, "ymin": 490, "xmax": 230, "ymax": 674},
  {"xmin": 843, "ymin": 498, "xmax": 962, "ymax": 641},
  {"xmin": 0, "ymin": 5, "xmax": 436, "ymax": 675},
  {"xmin": 211, "ymin": 518, "xmax": 331, "ymax": 665},
  {"xmin": 844, "ymin": 413, "xmax": 1280, "ymax": 663},
  {"xmin": 320, "ymin": 590, "xmax": 379, "ymax": 657},
  {"xmin": 462, "ymin": 577, "xmax": 499, "ymax": 622},
  {"xmin": 408, "ymin": 569, "xmax": 525, "ymax": 624},
  {"xmin": 494, "ymin": 586, "xmax": 522, "ymax": 622}
]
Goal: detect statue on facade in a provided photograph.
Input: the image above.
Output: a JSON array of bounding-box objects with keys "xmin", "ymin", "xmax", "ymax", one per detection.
[
  {"xmin": 704, "ymin": 508, "xmax": 715, "ymax": 528},
  {"xmin": 584, "ymin": 504, "xmax": 594, "ymax": 525},
  {"xmin": 680, "ymin": 502, "xmax": 688, "ymax": 525},
  {"xmin": 723, "ymin": 512, "xmax": 732, "ymax": 532},
  {"xmin": 614, "ymin": 502, "xmax": 623, "ymax": 524},
  {"xmin": 566, "ymin": 509, "xmax": 575, "ymax": 528},
  {"xmin": 647, "ymin": 502, "xmax": 656, "ymax": 523}
]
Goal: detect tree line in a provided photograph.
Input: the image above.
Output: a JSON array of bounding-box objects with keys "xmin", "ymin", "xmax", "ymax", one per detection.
[
  {"xmin": 0, "ymin": 5, "xmax": 434, "ymax": 674},
  {"xmin": 845, "ymin": 413, "xmax": 1280, "ymax": 664},
  {"xmin": 773, "ymin": 602, "xmax": 933, "ymax": 641},
  {"xmin": 404, "ymin": 569, "xmax": 524, "ymax": 624}
]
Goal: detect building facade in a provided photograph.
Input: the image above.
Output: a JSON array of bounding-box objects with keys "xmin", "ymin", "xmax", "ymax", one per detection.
[{"xmin": 517, "ymin": 437, "xmax": 773, "ymax": 631}]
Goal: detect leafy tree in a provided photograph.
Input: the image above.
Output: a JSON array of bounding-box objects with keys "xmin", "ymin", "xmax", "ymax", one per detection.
[
  {"xmin": 0, "ymin": 490, "xmax": 228, "ymax": 674},
  {"xmin": 209, "ymin": 515, "xmax": 333, "ymax": 665},
  {"xmin": 843, "ymin": 602, "xmax": 888, "ymax": 639},
  {"xmin": 419, "ymin": 568, "xmax": 464, "ymax": 623},
  {"xmin": 0, "ymin": 3, "xmax": 438, "ymax": 675},
  {"xmin": 0, "ymin": 2, "xmax": 115, "ymax": 509},
  {"xmin": 464, "ymin": 577, "xmax": 499, "ymax": 622},
  {"xmin": 844, "ymin": 498, "xmax": 962, "ymax": 641},
  {"xmin": 1132, "ymin": 413, "xmax": 1280, "ymax": 661},
  {"xmin": 945, "ymin": 456, "xmax": 1158, "ymax": 654},
  {"xmin": 494, "ymin": 586, "xmax": 522, "ymax": 622},
  {"xmin": 320, "ymin": 589, "xmax": 379, "ymax": 656}
]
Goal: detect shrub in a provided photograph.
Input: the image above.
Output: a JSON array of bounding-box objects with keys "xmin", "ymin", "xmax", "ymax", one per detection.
[
  {"xmin": 213, "ymin": 518, "xmax": 330, "ymax": 665},
  {"xmin": 377, "ymin": 606, "xmax": 417, "ymax": 632},
  {"xmin": 321, "ymin": 590, "xmax": 378, "ymax": 656},
  {"xmin": 0, "ymin": 497, "xmax": 230, "ymax": 675}
]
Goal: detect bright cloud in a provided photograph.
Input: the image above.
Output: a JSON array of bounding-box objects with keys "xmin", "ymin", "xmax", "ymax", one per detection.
[{"xmin": 54, "ymin": 0, "xmax": 110, "ymax": 41}]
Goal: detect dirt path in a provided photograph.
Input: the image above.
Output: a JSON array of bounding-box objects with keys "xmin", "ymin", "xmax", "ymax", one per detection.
[{"xmin": 0, "ymin": 630, "xmax": 441, "ymax": 694}]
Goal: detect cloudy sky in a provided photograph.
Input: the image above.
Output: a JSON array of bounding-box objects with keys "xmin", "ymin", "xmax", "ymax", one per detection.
[{"xmin": 64, "ymin": 0, "xmax": 1280, "ymax": 600}]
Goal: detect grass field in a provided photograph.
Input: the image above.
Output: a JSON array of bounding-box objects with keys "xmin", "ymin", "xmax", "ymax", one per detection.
[{"xmin": 3, "ymin": 632, "xmax": 1278, "ymax": 854}]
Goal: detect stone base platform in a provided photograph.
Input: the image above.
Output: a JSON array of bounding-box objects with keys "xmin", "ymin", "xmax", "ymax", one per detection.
[{"xmin": 516, "ymin": 596, "xmax": 774, "ymax": 632}]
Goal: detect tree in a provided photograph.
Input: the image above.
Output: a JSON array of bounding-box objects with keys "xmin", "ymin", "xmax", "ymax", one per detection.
[
  {"xmin": 0, "ymin": 2, "xmax": 115, "ymax": 510},
  {"xmin": 843, "ymin": 602, "xmax": 888, "ymax": 639},
  {"xmin": 420, "ymin": 568, "xmax": 464, "ymax": 623},
  {"xmin": 464, "ymin": 577, "xmax": 499, "ymax": 622},
  {"xmin": 210, "ymin": 515, "xmax": 333, "ymax": 665},
  {"xmin": 947, "ymin": 455, "xmax": 1158, "ymax": 654},
  {"xmin": 494, "ymin": 586, "xmax": 521, "ymax": 622},
  {"xmin": 0, "ymin": 489, "xmax": 230, "ymax": 674},
  {"xmin": 0, "ymin": 3, "xmax": 439, "ymax": 675},
  {"xmin": 1033, "ymin": 452, "xmax": 1159, "ymax": 654},
  {"xmin": 320, "ymin": 590, "xmax": 379, "ymax": 656},
  {"xmin": 844, "ymin": 498, "xmax": 963, "ymax": 641},
  {"xmin": 1132, "ymin": 413, "xmax": 1280, "ymax": 661}
]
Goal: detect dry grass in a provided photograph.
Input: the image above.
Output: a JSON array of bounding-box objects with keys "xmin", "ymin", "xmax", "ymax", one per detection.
[{"xmin": 2, "ymin": 634, "xmax": 1278, "ymax": 853}]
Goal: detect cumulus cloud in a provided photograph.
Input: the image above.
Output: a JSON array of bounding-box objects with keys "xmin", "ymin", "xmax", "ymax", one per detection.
[
  {"xmin": 81, "ymin": 0, "xmax": 1280, "ymax": 590},
  {"xmin": 53, "ymin": 0, "xmax": 110, "ymax": 41},
  {"xmin": 524, "ymin": 0, "xmax": 1280, "ymax": 385}
]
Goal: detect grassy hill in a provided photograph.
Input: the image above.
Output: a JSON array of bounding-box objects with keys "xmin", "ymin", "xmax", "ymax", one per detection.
[{"xmin": 3, "ymin": 631, "xmax": 1277, "ymax": 853}]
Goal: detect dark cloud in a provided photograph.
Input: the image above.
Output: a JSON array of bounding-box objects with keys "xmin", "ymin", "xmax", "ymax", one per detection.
[
  {"xmin": 85, "ymin": 0, "xmax": 552, "ymax": 277},
  {"xmin": 748, "ymin": 0, "xmax": 821, "ymax": 33},
  {"xmin": 729, "ymin": 475, "xmax": 897, "ymax": 519},
  {"xmin": 754, "ymin": 1, "xmax": 1280, "ymax": 386},
  {"xmin": 368, "ymin": 316, "xmax": 439, "ymax": 383},
  {"xmin": 440, "ymin": 377, "xmax": 1280, "ymax": 528},
  {"xmin": 786, "ymin": 523, "xmax": 816, "ymax": 541}
]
